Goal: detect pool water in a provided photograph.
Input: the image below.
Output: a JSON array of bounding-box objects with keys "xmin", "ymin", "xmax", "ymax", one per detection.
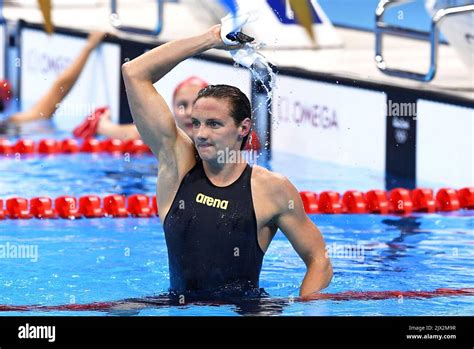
[{"xmin": 0, "ymin": 134, "xmax": 472, "ymax": 316}]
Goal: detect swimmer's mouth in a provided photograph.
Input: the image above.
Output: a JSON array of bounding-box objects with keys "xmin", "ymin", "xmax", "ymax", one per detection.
[{"xmin": 197, "ymin": 143, "xmax": 213, "ymax": 148}]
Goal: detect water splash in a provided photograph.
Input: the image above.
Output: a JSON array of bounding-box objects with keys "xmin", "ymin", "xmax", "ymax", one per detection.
[
  {"xmin": 252, "ymin": 62, "xmax": 275, "ymax": 101},
  {"xmin": 248, "ymin": 49, "xmax": 276, "ymax": 156},
  {"xmin": 221, "ymin": 4, "xmax": 277, "ymax": 156}
]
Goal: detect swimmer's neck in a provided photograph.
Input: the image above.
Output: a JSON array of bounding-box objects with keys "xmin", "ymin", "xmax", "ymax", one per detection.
[{"xmin": 202, "ymin": 159, "xmax": 247, "ymax": 186}]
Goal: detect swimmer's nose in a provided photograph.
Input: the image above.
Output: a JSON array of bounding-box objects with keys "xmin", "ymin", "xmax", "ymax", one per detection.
[
  {"xmin": 196, "ymin": 133, "xmax": 208, "ymax": 143},
  {"xmin": 185, "ymin": 104, "xmax": 193, "ymax": 116},
  {"xmin": 195, "ymin": 126, "xmax": 209, "ymax": 141}
]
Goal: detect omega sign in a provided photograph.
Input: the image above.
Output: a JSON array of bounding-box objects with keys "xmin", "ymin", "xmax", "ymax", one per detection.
[
  {"xmin": 276, "ymin": 97, "xmax": 338, "ymax": 129},
  {"xmin": 26, "ymin": 49, "xmax": 72, "ymax": 75}
]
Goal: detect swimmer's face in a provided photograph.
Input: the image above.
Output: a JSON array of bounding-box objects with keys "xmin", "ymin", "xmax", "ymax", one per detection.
[
  {"xmin": 191, "ymin": 97, "xmax": 250, "ymax": 162},
  {"xmin": 173, "ymin": 84, "xmax": 204, "ymax": 139}
]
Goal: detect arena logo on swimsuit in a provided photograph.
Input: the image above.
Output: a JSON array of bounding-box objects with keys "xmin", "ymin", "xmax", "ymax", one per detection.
[{"xmin": 195, "ymin": 193, "xmax": 229, "ymax": 210}]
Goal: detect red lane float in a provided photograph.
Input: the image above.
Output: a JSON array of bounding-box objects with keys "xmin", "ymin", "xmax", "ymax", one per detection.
[
  {"xmin": 458, "ymin": 187, "xmax": 474, "ymax": 209},
  {"xmin": 0, "ymin": 138, "xmax": 152, "ymax": 156},
  {"xmin": 436, "ymin": 188, "xmax": 460, "ymax": 212},
  {"xmin": 6, "ymin": 197, "xmax": 32, "ymax": 219},
  {"xmin": 104, "ymin": 195, "xmax": 129, "ymax": 217},
  {"xmin": 81, "ymin": 138, "xmax": 102, "ymax": 153},
  {"xmin": 300, "ymin": 191, "xmax": 318, "ymax": 214},
  {"xmin": 0, "ymin": 138, "xmax": 13, "ymax": 155},
  {"xmin": 365, "ymin": 190, "xmax": 390, "ymax": 214},
  {"xmin": 55, "ymin": 196, "xmax": 81, "ymax": 219},
  {"xmin": 124, "ymin": 139, "xmax": 151, "ymax": 154},
  {"xmin": 30, "ymin": 197, "xmax": 57, "ymax": 219},
  {"xmin": 79, "ymin": 196, "xmax": 105, "ymax": 218},
  {"xmin": 319, "ymin": 191, "xmax": 342, "ymax": 214},
  {"xmin": 128, "ymin": 194, "xmax": 153, "ymax": 217},
  {"xmin": 13, "ymin": 139, "xmax": 35, "ymax": 154},
  {"xmin": 0, "ymin": 199, "xmax": 5, "ymax": 219},
  {"xmin": 60, "ymin": 138, "xmax": 80, "ymax": 153},
  {"xmin": 101, "ymin": 139, "xmax": 124, "ymax": 153},
  {"xmin": 37, "ymin": 139, "xmax": 59, "ymax": 154},
  {"xmin": 151, "ymin": 196, "xmax": 158, "ymax": 216},
  {"xmin": 389, "ymin": 188, "xmax": 413, "ymax": 214},
  {"xmin": 411, "ymin": 188, "xmax": 436, "ymax": 213},
  {"xmin": 342, "ymin": 190, "xmax": 367, "ymax": 213}
]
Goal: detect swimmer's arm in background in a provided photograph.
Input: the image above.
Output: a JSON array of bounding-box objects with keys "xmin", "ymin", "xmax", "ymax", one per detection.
[
  {"xmin": 9, "ymin": 32, "xmax": 106, "ymax": 124},
  {"xmin": 121, "ymin": 25, "xmax": 242, "ymax": 157},
  {"xmin": 275, "ymin": 177, "xmax": 333, "ymax": 297}
]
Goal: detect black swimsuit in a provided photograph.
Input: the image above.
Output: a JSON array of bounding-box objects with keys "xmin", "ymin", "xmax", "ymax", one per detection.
[{"xmin": 163, "ymin": 159, "xmax": 264, "ymax": 293}]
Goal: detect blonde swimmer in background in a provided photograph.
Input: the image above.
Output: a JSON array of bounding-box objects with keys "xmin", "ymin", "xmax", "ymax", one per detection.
[
  {"xmin": 73, "ymin": 74, "xmax": 261, "ymax": 150},
  {"xmin": 7, "ymin": 32, "xmax": 107, "ymax": 125},
  {"xmin": 89, "ymin": 76, "xmax": 208, "ymax": 141}
]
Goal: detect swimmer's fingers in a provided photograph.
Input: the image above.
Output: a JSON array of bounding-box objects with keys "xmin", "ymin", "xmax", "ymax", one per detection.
[
  {"xmin": 86, "ymin": 31, "xmax": 109, "ymax": 49},
  {"xmin": 207, "ymin": 25, "xmax": 247, "ymax": 51},
  {"xmin": 106, "ymin": 302, "xmax": 147, "ymax": 315}
]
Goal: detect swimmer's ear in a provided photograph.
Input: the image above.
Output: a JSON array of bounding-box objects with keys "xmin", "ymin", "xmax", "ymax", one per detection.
[{"xmin": 239, "ymin": 118, "xmax": 252, "ymax": 137}]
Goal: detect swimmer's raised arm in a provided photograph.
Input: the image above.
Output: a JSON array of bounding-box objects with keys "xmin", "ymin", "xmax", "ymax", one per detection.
[
  {"xmin": 274, "ymin": 177, "xmax": 333, "ymax": 297},
  {"xmin": 9, "ymin": 31, "xmax": 106, "ymax": 124},
  {"xmin": 122, "ymin": 25, "xmax": 238, "ymax": 157}
]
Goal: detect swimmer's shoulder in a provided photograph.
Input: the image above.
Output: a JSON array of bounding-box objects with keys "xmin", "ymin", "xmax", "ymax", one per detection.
[
  {"xmin": 251, "ymin": 165, "xmax": 295, "ymax": 208},
  {"xmin": 251, "ymin": 165, "xmax": 286, "ymax": 185}
]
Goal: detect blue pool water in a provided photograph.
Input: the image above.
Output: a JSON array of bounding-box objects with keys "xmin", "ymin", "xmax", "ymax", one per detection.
[{"xmin": 0, "ymin": 132, "xmax": 473, "ymax": 316}]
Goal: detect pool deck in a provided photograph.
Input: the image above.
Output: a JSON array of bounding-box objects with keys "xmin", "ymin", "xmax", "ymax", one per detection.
[{"xmin": 4, "ymin": 0, "xmax": 473, "ymax": 100}]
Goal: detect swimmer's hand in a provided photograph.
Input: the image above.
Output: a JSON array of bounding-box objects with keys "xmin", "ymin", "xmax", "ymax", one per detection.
[
  {"xmin": 86, "ymin": 31, "xmax": 108, "ymax": 50},
  {"xmin": 206, "ymin": 25, "xmax": 246, "ymax": 51}
]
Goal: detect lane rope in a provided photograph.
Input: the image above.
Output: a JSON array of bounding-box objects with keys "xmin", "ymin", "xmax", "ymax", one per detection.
[
  {"xmin": 0, "ymin": 288, "xmax": 472, "ymax": 312},
  {"xmin": 0, "ymin": 187, "xmax": 472, "ymax": 219},
  {"xmin": 0, "ymin": 138, "xmax": 153, "ymax": 155}
]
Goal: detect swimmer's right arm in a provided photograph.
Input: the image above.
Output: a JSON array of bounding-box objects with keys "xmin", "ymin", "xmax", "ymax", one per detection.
[
  {"xmin": 122, "ymin": 25, "xmax": 241, "ymax": 157},
  {"xmin": 122, "ymin": 25, "xmax": 235, "ymax": 157}
]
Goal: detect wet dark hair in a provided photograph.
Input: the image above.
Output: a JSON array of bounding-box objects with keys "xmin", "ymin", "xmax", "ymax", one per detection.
[{"xmin": 194, "ymin": 84, "xmax": 252, "ymax": 150}]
